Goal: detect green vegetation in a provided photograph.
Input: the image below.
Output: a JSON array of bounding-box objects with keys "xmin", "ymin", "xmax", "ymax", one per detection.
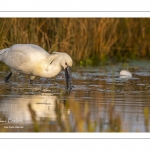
[{"xmin": 1, "ymin": 18, "xmax": 150, "ymax": 65}]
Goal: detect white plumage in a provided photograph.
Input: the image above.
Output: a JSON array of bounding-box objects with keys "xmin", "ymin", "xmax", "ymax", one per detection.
[
  {"xmin": 120, "ymin": 70, "xmax": 132, "ymax": 78},
  {"xmin": 0, "ymin": 44, "xmax": 73, "ymax": 90}
]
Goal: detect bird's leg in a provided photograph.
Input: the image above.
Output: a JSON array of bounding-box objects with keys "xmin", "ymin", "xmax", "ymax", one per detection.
[
  {"xmin": 5, "ymin": 72, "xmax": 12, "ymax": 83},
  {"xmin": 30, "ymin": 75, "xmax": 35, "ymax": 84}
]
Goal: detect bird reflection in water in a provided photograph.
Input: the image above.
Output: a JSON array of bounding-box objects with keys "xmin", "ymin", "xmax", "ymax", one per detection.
[{"xmin": 0, "ymin": 93, "xmax": 69, "ymax": 125}]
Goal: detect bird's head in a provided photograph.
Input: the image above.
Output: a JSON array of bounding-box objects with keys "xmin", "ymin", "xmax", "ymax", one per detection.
[
  {"xmin": 50, "ymin": 52, "xmax": 73, "ymax": 91},
  {"xmin": 60, "ymin": 53, "xmax": 73, "ymax": 91},
  {"xmin": 60, "ymin": 53, "xmax": 73, "ymax": 70}
]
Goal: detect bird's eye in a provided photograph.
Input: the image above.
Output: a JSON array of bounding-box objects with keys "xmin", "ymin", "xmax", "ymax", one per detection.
[{"xmin": 65, "ymin": 62, "xmax": 67, "ymax": 65}]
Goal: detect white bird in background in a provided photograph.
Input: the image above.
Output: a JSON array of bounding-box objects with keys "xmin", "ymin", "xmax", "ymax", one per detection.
[
  {"xmin": 120, "ymin": 70, "xmax": 132, "ymax": 78},
  {"xmin": 0, "ymin": 44, "xmax": 73, "ymax": 90}
]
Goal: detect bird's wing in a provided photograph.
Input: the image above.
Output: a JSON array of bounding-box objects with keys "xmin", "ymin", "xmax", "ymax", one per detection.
[
  {"xmin": 10, "ymin": 44, "xmax": 49, "ymax": 57},
  {"xmin": 2, "ymin": 44, "xmax": 50, "ymax": 74},
  {"xmin": 2, "ymin": 48, "xmax": 31, "ymax": 72},
  {"xmin": 2, "ymin": 44, "xmax": 46, "ymax": 73}
]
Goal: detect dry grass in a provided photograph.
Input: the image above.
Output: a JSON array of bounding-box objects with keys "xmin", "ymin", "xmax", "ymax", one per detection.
[{"xmin": 0, "ymin": 18, "xmax": 150, "ymax": 65}]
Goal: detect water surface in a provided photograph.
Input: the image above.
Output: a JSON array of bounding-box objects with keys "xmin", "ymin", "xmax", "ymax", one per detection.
[{"xmin": 0, "ymin": 60, "xmax": 150, "ymax": 132}]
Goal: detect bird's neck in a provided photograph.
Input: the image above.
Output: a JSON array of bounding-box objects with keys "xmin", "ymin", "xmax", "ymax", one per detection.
[
  {"xmin": 41, "ymin": 56, "xmax": 62, "ymax": 78},
  {"xmin": 32, "ymin": 54, "xmax": 63, "ymax": 78}
]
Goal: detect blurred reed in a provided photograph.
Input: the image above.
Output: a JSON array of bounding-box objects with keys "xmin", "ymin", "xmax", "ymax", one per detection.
[
  {"xmin": 0, "ymin": 18, "xmax": 150, "ymax": 65},
  {"xmin": 26, "ymin": 98, "xmax": 122, "ymax": 132}
]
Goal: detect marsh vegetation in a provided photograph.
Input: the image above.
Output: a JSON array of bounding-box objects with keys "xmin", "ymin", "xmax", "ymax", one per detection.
[
  {"xmin": 1, "ymin": 18, "xmax": 150, "ymax": 65},
  {"xmin": 0, "ymin": 18, "xmax": 150, "ymax": 132}
]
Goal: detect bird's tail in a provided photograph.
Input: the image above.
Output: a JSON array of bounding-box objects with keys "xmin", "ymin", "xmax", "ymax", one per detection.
[{"xmin": 0, "ymin": 48, "xmax": 8, "ymax": 61}]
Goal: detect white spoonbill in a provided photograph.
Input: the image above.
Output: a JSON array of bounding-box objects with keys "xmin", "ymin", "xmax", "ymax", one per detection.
[{"xmin": 0, "ymin": 44, "xmax": 73, "ymax": 90}]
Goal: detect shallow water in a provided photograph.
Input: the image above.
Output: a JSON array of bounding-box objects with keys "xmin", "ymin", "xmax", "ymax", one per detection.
[{"xmin": 0, "ymin": 60, "xmax": 150, "ymax": 132}]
